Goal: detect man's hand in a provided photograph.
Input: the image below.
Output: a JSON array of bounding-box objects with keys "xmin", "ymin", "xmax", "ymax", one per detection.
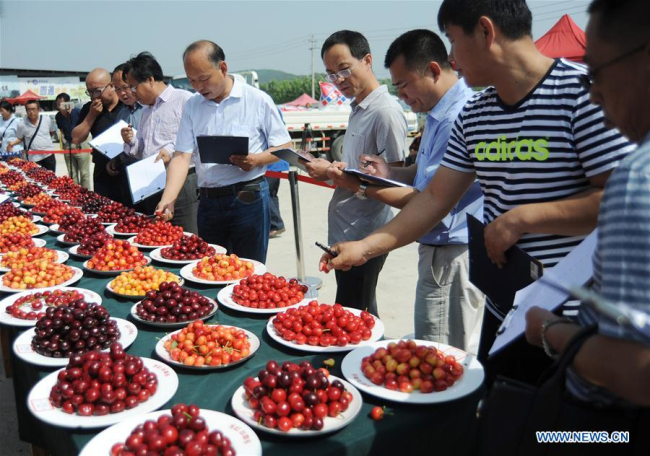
[
  {"xmin": 155, "ymin": 200, "xmax": 175, "ymax": 221},
  {"xmin": 106, "ymin": 158, "xmax": 120, "ymax": 176},
  {"xmin": 6, "ymin": 144, "xmax": 13, "ymax": 152},
  {"xmin": 121, "ymin": 125, "xmax": 134, "ymax": 144},
  {"xmin": 484, "ymin": 212, "xmax": 523, "ymax": 268},
  {"xmin": 318, "ymin": 240, "xmax": 369, "ymax": 273},
  {"xmin": 525, "ymin": 307, "xmax": 560, "ymax": 347},
  {"xmin": 229, "ymin": 153, "xmax": 260, "ymax": 172},
  {"xmin": 327, "ymin": 162, "xmax": 360, "ymax": 192},
  {"xmin": 359, "ymin": 154, "xmax": 390, "ymax": 177},
  {"xmin": 155, "ymin": 148, "xmax": 172, "ymax": 165},
  {"xmin": 89, "ymin": 99, "xmax": 103, "ymax": 119},
  {"xmin": 304, "ymin": 158, "xmax": 332, "ymax": 181}
]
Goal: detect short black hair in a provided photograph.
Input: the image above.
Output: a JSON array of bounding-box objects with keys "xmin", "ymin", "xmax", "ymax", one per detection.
[
  {"xmin": 124, "ymin": 52, "xmax": 164, "ymax": 83},
  {"xmin": 321, "ymin": 30, "xmax": 371, "ymax": 60},
  {"xmin": 183, "ymin": 40, "xmax": 226, "ymax": 67},
  {"xmin": 385, "ymin": 29, "xmax": 452, "ymax": 72},
  {"xmin": 0, "ymin": 100, "xmax": 14, "ymax": 113},
  {"xmin": 55, "ymin": 93, "xmax": 70, "ymax": 102},
  {"xmin": 112, "ymin": 63, "xmax": 129, "ymax": 79},
  {"xmin": 588, "ymin": 0, "xmax": 650, "ymax": 49},
  {"xmin": 438, "ymin": 0, "xmax": 532, "ymax": 40},
  {"xmin": 25, "ymin": 100, "xmax": 40, "ymax": 109}
]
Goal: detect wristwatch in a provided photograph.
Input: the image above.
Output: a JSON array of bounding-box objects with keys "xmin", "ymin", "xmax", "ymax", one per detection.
[
  {"xmin": 355, "ymin": 182, "xmax": 368, "ymax": 200},
  {"xmin": 541, "ymin": 317, "xmax": 574, "ymax": 359}
]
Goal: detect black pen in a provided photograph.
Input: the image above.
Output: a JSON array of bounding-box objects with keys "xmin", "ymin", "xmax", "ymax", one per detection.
[
  {"xmin": 315, "ymin": 241, "xmax": 338, "ymax": 258},
  {"xmin": 362, "ymin": 148, "xmax": 386, "ymax": 168}
]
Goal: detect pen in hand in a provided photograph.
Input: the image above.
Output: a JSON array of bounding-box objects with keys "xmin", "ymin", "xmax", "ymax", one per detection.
[
  {"xmin": 315, "ymin": 241, "xmax": 338, "ymax": 258},
  {"xmin": 362, "ymin": 148, "xmax": 386, "ymax": 168}
]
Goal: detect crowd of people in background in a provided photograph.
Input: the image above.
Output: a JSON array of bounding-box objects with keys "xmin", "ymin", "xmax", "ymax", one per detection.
[{"xmin": 0, "ymin": 0, "xmax": 649, "ymax": 448}]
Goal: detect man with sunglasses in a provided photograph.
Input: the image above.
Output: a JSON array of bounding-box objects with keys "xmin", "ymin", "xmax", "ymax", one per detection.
[
  {"xmin": 305, "ymin": 30, "xmax": 408, "ymax": 317},
  {"xmin": 320, "ymin": 0, "xmax": 634, "ymax": 383},
  {"xmin": 72, "ymin": 68, "xmax": 124, "ymax": 199}
]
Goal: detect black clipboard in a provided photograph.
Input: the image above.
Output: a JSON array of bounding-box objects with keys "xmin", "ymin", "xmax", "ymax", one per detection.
[
  {"xmin": 196, "ymin": 135, "xmax": 249, "ymax": 165},
  {"xmin": 467, "ymin": 214, "xmax": 543, "ymax": 314}
]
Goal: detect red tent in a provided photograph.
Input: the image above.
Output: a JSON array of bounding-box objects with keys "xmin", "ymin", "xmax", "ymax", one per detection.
[
  {"xmin": 6, "ymin": 90, "xmax": 46, "ymax": 105},
  {"xmin": 285, "ymin": 93, "xmax": 317, "ymax": 107},
  {"xmin": 535, "ymin": 15, "xmax": 586, "ymax": 63}
]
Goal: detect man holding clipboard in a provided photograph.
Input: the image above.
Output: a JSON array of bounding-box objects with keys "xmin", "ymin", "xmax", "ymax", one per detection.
[{"xmin": 156, "ymin": 40, "xmax": 291, "ymax": 263}]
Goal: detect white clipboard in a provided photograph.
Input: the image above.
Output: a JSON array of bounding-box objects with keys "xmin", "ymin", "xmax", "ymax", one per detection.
[
  {"xmin": 89, "ymin": 120, "xmax": 135, "ymax": 160},
  {"xmin": 125, "ymin": 154, "xmax": 166, "ymax": 203}
]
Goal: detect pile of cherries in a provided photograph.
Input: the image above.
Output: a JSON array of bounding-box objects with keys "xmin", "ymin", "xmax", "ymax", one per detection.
[
  {"xmin": 48, "ymin": 343, "xmax": 158, "ymax": 416},
  {"xmin": 244, "ymin": 360, "xmax": 354, "ymax": 432},
  {"xmin": 63, "ymin": 217, "xmax": 106, "ymax": 243},
  {"xmin": 232, "ymin": 273, "xmax": 308, "ymax": 309},
  {"xmin": 110, "ymin": 404, "xmax": 236, "ymax": 456},
  {"xmin": 82, "ymin": 195, "xmax": 112, "ymax": 214},
  {"xmin": 57, "ymin": 210, "xmax": 87, "ymax": 233},
  {"xmin": 33, "ymin": 199, "xmax": 65, "ymax": 215},
  {"xmin": 98, "ymin": 202, "xmax": 135, "ymax": 223},
  {"xmin": 47, "ymin": 175, "xmax": 76, "ymax": 192},
  {"xmin": 6, "ymin": 289, "xmax": 86, "ymax": 321},
  {"xmin": 0, "ymin": 233, "xmax": 35, "ymax": 253},
  {"xmin": 0, "ymin": 201, "xmax": 31, "ymax": 222},
  {"xmin": 32, "ymin": 300, "xmax": 120, "ymax": 358},
  {"xmin": 77, "ymin": 231, "xmax": 114, "ymax": 257},
  {"xmin": 14, "ymin": 183, "xmax": 42, "ymax": 199},
  {"xmin": 115, "ymin": 215, "xmax": 152, "ymax": 234},
  {"xmin": 135, "ymin": 282, "xmax": 215, "ymax": 324},
  {"xmin": 271, "ymin": 302, "xmax": 376, "ymax": 347},
  {"xmin": 134, "ymin": 220, "xmax": 184, "ymax": 246},
  {"xmin": 160, "ymin": 234, "xmax": 216, "ymax": 261}
]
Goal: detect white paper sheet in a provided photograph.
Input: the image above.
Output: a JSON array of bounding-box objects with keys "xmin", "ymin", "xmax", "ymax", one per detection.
[
  {"xmin": 125, "ymin": 154, "xmax": 166, "ymax": 203},
  {"xmin": 0, "ymin": 194, "xmax": 10, "ymax": 204},
  {"xmin": 489, "ymin": 230, "xmax": 598, "ymax": 356},
  {"xmin": 89, "ymin": 120, "xmax": 135, "ymax": 160}
]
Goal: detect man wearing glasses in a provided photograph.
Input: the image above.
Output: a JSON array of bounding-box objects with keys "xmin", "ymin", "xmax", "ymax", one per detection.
[
  {"xmin": 320, "ymin": 0, "xmax": 634, "ymax": 383},
  {"xmin": 72, "ymin": 68, "xmax": 123, "ymax": 199},
  {"xmin": 305, "ymin": 30, "xmax": 408, "ymax": 317}
]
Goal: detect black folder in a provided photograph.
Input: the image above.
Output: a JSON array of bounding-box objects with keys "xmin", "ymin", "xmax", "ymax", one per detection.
[
  {"xmin": 196, "ymin": 135, "xmax": 249, "ymax": 165},
  {"xmin": 467, "ymin": 214, "xmax": 543, "ymax": 314}
]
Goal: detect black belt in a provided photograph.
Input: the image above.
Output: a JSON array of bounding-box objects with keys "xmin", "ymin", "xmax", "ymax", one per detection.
[
  {"xmin": 199, "ymin": 176, "xmax": 264, "ymax": 199},
  {"xmin": 188, "ymin": 167, "xmax": 196, "ymax": 176}
]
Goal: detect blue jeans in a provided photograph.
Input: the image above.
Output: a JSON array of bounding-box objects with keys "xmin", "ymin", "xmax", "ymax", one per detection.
[{"xmin": 197, "ymin": 179, "xmax": 270, "ymax": 263}]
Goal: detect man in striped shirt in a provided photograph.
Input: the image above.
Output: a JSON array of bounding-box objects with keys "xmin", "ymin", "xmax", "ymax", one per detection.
[
  {"xmin": 526, "ymin": 0, "xmax": 650, "ymax": 408},
  {"xmin": 320, "ymin": 0, "xmax": 633, "ymax": 381}
]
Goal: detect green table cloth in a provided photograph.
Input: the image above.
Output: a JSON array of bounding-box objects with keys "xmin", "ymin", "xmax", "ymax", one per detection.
[{"xmin": 6, "ymin": 232, "xmax": 483, "ymax": 455}]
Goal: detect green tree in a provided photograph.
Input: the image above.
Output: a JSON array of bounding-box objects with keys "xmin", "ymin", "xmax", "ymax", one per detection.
[
  {"xmin": 260, "ymin": 74, "xmax": 327, "ymax": 104},
  {"xmin": 378, "ymin": 78, "xmax": 397, "ymax": 96}
]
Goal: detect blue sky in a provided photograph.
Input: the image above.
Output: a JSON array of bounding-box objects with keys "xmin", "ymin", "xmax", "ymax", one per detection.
[{"xmin": 0, "ymin": 0, "xmax": 592, "ymax": 79}]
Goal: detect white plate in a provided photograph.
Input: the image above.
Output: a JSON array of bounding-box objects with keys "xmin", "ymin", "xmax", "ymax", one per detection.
[
  {"xmin": 0, "ymin": 249, "xmax": 69, "ymax": 272},
  {"xmin": 179, "ymin": 259, "xmax": 266, "ymax": 286},
  {"xmin": 32, "ymin": 238, "xmax": 47, "ymax": 248},
  {"xmin": 56, "ymin": 233, "xmax": 79, "ymax": 246},
  {"xmin": 232, "ymin": 374, "xmax": 363, "ymax": 437},
  {"xmin": 79, "ymin": 408, "xmax": 261, "ymax": 454},
  {"xmin": 82, "ymin": 257, "xmax": 151, "ymax": 276},
  {"xmin": 126, "ymin": 232, "xmax": 194, "ymax": 250},
  {"xmin": 266, "ymin": 307, "xmax": 385, "ymax": 353},
  {"xmin": 106, "ymin": 277, "xmax": 185, "ymax": 300},
  {"xmin": 341, "ymin": 339, "xmax": 485, "ymax": 404},
  {"xmin": 130, "ymin": 297, "xmax": 219, "ymax": 328},
  {"xmin": 155, "ymin": 326, "xmax": 260, "ymax": 370},
  {"xmin": 68, "ymin": 244, "xmax": 91, "ymax": 259},
  {"xmin": 0, "ymin": 265, "xmax": 82, "ymax": 293},
  {"xmin": 217, "ymin": 283, "xmax": 312, "ymax": 315},
  {"xmin": 31, "ymin": 224, "xmax": 49, "ymax": 237},
  {"xmin": 149, "ymin": 244, "xmax": 227, "ymax": 265},
  {"xmin": 30, "ymin": 215, "xmax": 42, "ymax": 223},
  {"xmin": 28, "ymin": 358, "xmax": 178, "ymax": 429},
  {"xmin": 48, "ymin": 223, "xmax": 64, "ymax": 235},
  {"xmin": 13, "ymin": 317, "xmax": 137, "ymax": 367},
  {"xmin": 0, "ymin": 287, "xmax": 102, "ymax": 328},
  {"xmin": 106, "ymin": 224, "xmax": 140, "ymax": 238}
]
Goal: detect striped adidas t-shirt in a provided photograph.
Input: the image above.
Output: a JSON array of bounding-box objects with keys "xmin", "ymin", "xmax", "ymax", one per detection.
[{"xmin": 441, "ymin": 59, "xmax": 634, "ymax": 318}]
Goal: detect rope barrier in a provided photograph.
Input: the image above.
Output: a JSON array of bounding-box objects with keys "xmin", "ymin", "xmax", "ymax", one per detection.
[
  {"xmin": 26, "ymin": 149, "xmax": 92, "ymax": 155},
  {"xmin": 265, "ymin": 170, "xmax": 335, "ymax": 189}
]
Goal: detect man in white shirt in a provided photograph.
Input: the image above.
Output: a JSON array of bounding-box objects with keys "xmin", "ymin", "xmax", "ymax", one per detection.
[
  {"xmin": 156, "ymin": 40, "xmax": 292, "ymax": 262},
  {"xmin": 120, "ymin": 52, "xmax": 197, "ymax": 233},
  {"xmin": 7, "ymin": 100, "xmax": 57, "ymax": 171}
]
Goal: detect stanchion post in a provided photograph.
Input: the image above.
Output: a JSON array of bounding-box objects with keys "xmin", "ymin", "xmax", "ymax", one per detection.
[{"xmin": 288, "ymin": 169, "xmax": 306, "ymax": 282}]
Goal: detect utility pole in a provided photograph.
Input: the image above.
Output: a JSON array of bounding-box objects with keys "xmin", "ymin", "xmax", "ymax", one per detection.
[{"xmin": 310, "ymin": 35, "xmax": 316, "ymax": 100}]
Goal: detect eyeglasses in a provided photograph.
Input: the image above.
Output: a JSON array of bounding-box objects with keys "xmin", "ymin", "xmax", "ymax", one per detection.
[
  {"xmin": 129, "ymin": 81, "xmax": 145, "ymax": 94},
  {"xmin": 325, "ymin": 56, "xmax": 368, "ymax": 83},
  {"xmin": 579, "ymin": 43, "xmax": 646, "ymax": 89},
  {"xmin": 85, "ymin": 84, "xmax": 111, "ymax": 98},
  {"xmin": 113, "ymin": 84, "xmax": 131, "ymax": 95}
]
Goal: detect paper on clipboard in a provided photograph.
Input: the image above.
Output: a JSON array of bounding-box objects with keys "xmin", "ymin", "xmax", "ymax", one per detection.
[
  {"xmin": 125, "ymin": 154, "xmax": 166, "ymax": 203},
  {"xmin": 489, "ymin": 230, "xmax": 598, "ymax": 356},
  {"xmin": 343, "ymin": 168, "xmax": 413, "ymax": 188},
  {"xmin": 89, "ymin": 120, "xmax": 134, "ymax": 160},
  {"xmin": 271, "ymin": 148, "xmax": 314, "ymax": 172},
  {"xmin": 0, "ymin": 194, "xmax": 10, "ymax": 204}
]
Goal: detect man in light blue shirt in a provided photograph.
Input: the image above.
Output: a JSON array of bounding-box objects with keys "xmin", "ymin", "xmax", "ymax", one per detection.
[
  {"xmin": 329, "ymin": 30, "xmax": 484, "ymax": 351},
  {"xmin": 157, "ymin": 40, "xmax": 291, "ymax": 263}
]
